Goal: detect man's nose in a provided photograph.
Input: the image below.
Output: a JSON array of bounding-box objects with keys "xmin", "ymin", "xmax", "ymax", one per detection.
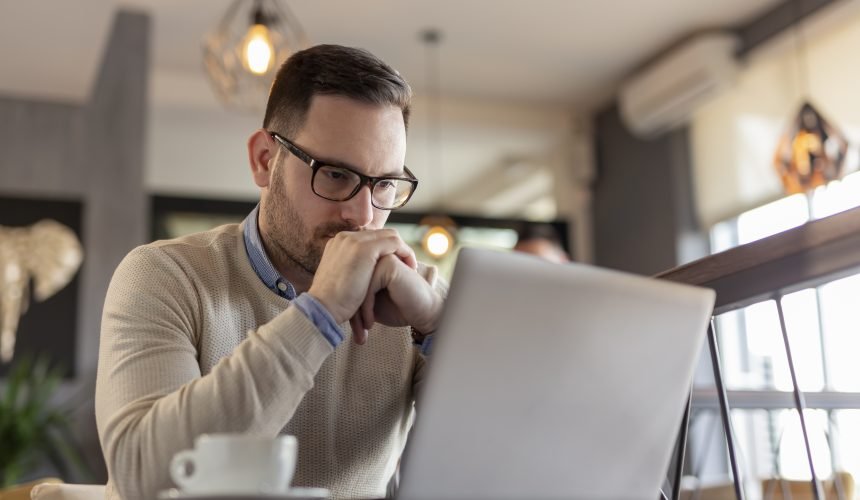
[{"xmin": 340, "ymin": 185, "xmax": 375, "ymax": 228}]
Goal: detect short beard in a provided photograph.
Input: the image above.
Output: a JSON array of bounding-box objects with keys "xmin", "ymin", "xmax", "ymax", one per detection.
[{"xmin": 262, "ymin": 163, "xmax": 358, "ymax": 276}]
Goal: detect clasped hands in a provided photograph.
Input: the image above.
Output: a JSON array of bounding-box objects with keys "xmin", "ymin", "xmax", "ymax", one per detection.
[{"xmin": 308, "ymin": 229, "xmax": 444, "ymax": 345}]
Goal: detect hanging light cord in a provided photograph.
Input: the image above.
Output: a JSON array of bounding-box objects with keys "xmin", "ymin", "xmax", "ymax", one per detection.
[
  {"xmin": 792, "ymin": 0, "xmax": 812, "ymax": 100},
  {"xmin": 422, "ymin": 29, "xmax": 443, "ymax": 206}
]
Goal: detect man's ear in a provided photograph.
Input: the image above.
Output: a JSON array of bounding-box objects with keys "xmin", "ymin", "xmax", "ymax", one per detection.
[{"xmin": 248, "ymin": 129, "xmax": 276, "ymax": 188}]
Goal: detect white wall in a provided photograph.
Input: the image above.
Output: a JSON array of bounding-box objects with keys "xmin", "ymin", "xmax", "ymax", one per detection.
[
  {"xmin": 691, "ymin": 2, "xmax": 860, "ymax": 228},
  {"xmin": 146, "ymin": 105, "xmax": 261, "ymax": 200}
]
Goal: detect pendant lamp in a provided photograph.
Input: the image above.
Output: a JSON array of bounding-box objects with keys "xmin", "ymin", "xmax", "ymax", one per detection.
[
  {"xmin": 203, "ymin": 0, "xmax": 307, "ymax": 110},
  {"xmin": 773, "ymin": 0, "xmax": 848, "ymax": 195}
]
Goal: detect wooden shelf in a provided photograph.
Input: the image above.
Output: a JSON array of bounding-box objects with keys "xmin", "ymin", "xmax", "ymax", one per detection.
[{"xmin": 656, "ymin": 205, "xmax": 860, "ymax": 314}]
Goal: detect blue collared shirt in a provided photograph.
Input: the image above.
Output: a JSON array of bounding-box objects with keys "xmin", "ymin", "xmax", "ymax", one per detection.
[{"xmin": 242, "ymin": 206, "xmax": 344, "ymax": 347}]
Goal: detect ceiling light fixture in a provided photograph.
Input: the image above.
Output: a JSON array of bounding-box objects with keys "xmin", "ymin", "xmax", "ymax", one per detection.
[
  {"xmin": 204, "ymin": 0, "xmax": 308, "ymax": 110},
  {"xmin": 419, "ymin": 216, "xmax": 457, "ymax": 260},
  {"xmin": 417, "ymin": 28, "xmax": 458, "ymax": 260}
]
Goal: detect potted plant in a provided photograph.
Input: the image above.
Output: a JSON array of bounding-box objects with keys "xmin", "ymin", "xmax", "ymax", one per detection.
[{"xmin": 0, "ymin": 356, "xmax": 90, "ymax": 488}]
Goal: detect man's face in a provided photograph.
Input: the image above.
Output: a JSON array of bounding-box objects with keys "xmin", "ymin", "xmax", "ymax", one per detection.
[{"xmin": 259, "ymin": 95, "xmax": 408, "ymax": 275}]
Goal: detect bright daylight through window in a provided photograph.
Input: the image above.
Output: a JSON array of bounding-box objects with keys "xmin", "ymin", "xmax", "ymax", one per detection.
[{"xmin": 707, "ymin": 171, "xmax": 860, "ymax": 493}]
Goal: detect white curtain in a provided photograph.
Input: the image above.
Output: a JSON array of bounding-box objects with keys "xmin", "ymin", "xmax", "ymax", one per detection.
[{"xmin": 690, "ymin": 5, "xmax": 860, "ymax": 228}]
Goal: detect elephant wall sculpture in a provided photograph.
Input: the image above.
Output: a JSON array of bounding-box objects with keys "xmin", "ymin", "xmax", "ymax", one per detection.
[{"xmin": 0, "ymin": 219, "xmax": 83, "ymax": 363}]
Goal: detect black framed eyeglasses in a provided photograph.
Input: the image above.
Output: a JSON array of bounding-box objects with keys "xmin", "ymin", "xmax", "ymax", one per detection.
[{"xmin": 269, "ymin": 131, "xmax": 418, "ymax": 210}]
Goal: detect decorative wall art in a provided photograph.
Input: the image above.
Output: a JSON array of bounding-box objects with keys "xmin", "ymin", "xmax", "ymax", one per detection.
[{"xmin": 0, "ymin": 197, "xmax": 83, "ymax": 376}]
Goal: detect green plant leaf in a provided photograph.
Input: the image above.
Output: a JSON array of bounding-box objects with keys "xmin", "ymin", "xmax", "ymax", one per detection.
[
  {"xmin": 0, "ymin": 353, "xmax": 88, "ymax": 485},
  {"xmin": 3, "ymin": 356, "xmax": 31, "ymax": 410},
  {"xmin": 48, "ymin": 426, "xmax": 93, "ymax": 482}
]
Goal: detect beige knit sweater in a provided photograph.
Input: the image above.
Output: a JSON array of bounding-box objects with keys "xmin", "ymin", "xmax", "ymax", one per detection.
[{"xmin": 95, "ymin": 223, "xmax": 439, "ymax": 500}]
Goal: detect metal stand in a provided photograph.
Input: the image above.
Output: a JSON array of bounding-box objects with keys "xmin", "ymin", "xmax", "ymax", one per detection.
[
  {"xmin": 671, "ymin": 387, "xmax": 694, "ymax": 500},
  {"xmin": 707, "ymin": 319, "xmax": 746, "ymax": 500},
  {"xmin": 774, "ymin": 296, "xmax": 824, "ymax": 500}
]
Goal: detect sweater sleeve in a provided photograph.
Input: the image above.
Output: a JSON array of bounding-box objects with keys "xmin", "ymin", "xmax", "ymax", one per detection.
[{"xmin": 95, "ymin": 246, "xmax": 334, "ymax": 500}]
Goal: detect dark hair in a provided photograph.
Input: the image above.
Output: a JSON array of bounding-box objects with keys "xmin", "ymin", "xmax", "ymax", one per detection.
[
  {"xmin": 263, "ymin": 44, "xmax": 412, "ymax": 138},
  {"xmin": 516, "ymin": 224, "xmax": 564, "ymax": 246}
]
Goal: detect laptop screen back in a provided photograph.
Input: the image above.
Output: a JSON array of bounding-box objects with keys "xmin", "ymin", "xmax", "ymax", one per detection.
[{"xmin": 398, "ymin": 248, "xmax": 715, "ymax": 500}]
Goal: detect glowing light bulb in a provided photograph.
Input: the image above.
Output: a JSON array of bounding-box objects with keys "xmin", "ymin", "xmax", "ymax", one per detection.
[
  {"xmin": 425, "ymin": 228, "xmax": 451, "ymax": 257},
  {"xmin": 242, "ymin": 24, "xmax": 274, "ymax": 75}
]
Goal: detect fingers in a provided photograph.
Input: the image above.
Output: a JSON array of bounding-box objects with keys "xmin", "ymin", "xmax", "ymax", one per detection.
[
  {"xmin": 310, "ymin": 228, "xmax": 417, "ymax": 342},
  {"xmin": 360, "ymin": 292, "xmax": 375, "ymax": 334},
  {"xmin": 393, "ymin": 239, "xmax": 417, "ymax": 270},
  {"xmin": 336, "ymin": 228, "xmax": 416, "ymax": 269},
  {"xmin": 350, "ymin": 315, "xmax": 367, "ymax": 345},
  {"xmin": 379, "ymin": 232, "xmax": 417, "ymax": 270},
  {"xmin": 375, "ymin": 257, "xmax": 443, "ymax": 333},
  {"xmin": 355, "ymin": 255, "xmax": 399, "ymax": 344},
  {"xmin": 346, "ymin": 253, "xmax": 444, "ymax": 344}
]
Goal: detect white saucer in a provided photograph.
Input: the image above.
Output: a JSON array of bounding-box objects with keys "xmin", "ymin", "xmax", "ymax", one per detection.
[{"xmin": 157, "ymin": 487, "xmax": 330, "ymax": 500}]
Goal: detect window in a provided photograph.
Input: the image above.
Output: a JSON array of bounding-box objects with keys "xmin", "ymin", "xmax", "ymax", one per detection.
[{"xmin": 701, "ymin": 171, "xmax": 860, "ymax": 498}]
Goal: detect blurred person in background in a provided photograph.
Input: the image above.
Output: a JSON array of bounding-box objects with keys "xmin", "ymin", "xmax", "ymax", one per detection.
[
  {"xmin": 513, "ymin": 224, "xmax": 570, "ymax": 264},
  {"xmin": 96, "ymin": 45, "xmax": 446, "ymax": 500}
]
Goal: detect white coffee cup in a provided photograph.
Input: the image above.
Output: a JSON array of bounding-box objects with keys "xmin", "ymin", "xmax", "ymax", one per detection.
[{"xmin": 169, "ymin": 434, "xmax": 297, "ymax": 494}]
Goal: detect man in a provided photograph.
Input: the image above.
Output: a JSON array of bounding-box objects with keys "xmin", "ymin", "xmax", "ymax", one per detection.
[
  {"xmin": 95, "ymin": 45, "xmax": 446, "ymax": 500},
  {"xmin": 513, "ymin": 225, "xmax": 570, "ymax": 264}
]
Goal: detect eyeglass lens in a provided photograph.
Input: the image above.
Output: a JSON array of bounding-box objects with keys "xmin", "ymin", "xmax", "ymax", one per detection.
[{"xmin": 313, "ymin": 165, "xmax": 413, "ymax": 209}]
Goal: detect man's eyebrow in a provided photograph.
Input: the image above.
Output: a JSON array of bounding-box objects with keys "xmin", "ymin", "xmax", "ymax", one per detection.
[
  {"xmin": 316, "ymin": 156, "xmax": 405, "ymax": 177},
  {"xmin": 316, "ymin": 156, "xmax": 359, "ymax": 171}
]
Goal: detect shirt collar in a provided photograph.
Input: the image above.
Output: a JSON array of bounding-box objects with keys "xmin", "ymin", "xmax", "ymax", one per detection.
[{"xmin": 242, "ymin": 205, "xmax": 297, "ymax": 300}]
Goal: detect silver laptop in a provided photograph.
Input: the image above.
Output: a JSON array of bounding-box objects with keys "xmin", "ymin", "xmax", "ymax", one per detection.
[{"xmin": 397, "ymin": 248, "xmax": 715, "ymax": 500}]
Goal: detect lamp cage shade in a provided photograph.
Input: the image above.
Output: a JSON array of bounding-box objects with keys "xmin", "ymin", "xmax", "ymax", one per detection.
[
  {"xmin": 203, "ymin": 0, "xmax": 307, "ymax": 110},
  {"xmin": 773, "ymin": 101, "xmax": 849, "ymax": 195}
]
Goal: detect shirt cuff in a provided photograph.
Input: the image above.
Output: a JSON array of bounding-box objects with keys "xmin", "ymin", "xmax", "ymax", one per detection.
[
  {"xmin": 415, "ymin": 334, "xmax": 434, "ymax": 356},
  {"xmin": 292, "ymin": 293, "xmax": 344, "ymax": 347}
]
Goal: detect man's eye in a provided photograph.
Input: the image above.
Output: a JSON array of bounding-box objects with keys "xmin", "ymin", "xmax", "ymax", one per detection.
[{"xmin": 324, "ymin": 169, "xmax": 348, "ymax": 181}]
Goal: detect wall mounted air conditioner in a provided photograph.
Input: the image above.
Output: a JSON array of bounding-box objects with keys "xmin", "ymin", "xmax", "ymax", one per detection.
[{"xmin": 619, "ymin": 33, "xmax": 740, "ymax": 138}]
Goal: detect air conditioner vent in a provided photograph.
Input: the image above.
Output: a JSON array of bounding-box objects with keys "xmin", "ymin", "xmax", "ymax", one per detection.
[{"xmin": 619, "ymin": 33, "xmax": 740, "ymax": 138}]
